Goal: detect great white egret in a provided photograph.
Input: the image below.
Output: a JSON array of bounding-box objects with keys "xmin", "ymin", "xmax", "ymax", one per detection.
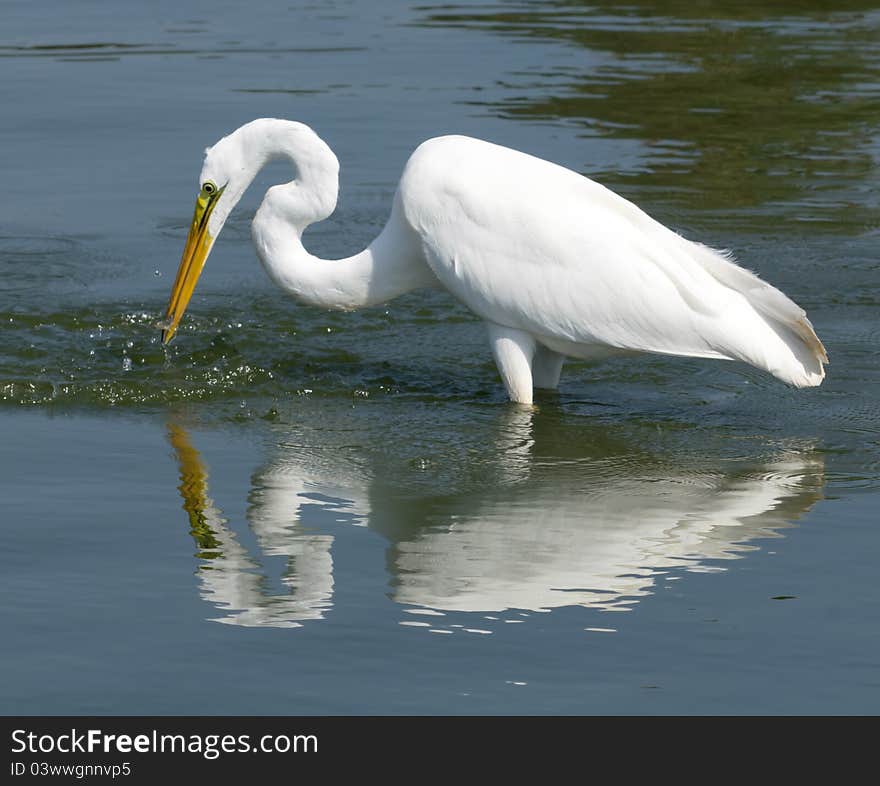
[{"xmin": 161, "ymin": 118, "xmax": 827, "ymax": 404}]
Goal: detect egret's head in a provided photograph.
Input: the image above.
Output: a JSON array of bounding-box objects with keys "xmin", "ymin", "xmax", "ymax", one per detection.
[
  {"xmin": 160, "ymin": 130, "xmax": 248, "ymax": 344},
  {"xmin": 160, "ymin": 118, "xmax": 337, "ymax": 344}
]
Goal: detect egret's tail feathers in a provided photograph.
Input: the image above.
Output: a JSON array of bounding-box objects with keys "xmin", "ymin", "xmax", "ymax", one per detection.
[
  {"xmin": 761, "ymin": 316, "xmax": 826, "ymax": 388},
  {"xmin": 693, "ymin": 243, "xmax": 828, "ymax": 388}
]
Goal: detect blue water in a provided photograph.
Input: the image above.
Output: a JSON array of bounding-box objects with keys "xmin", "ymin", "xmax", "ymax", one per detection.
[{"xmin": 2, "ymin": 0, "xmax": 879, "ymax": 714}]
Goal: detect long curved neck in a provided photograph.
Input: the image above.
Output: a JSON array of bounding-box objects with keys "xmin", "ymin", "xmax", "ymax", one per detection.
[
  {"xmin": 224, "ymin": 119, "xmax": 434, "ymax": 310},
  {"xmin": 251, "ymin": 189, "xmax": 434, "ymax": 311}
]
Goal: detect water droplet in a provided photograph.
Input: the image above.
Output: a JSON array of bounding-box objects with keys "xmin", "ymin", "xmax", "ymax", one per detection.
[
  {"xmin": 154, "ymin": 269, "xmax": 162, "ymax": 277},
  {"xmin": 122, "ymin": 357, "xmax": 132, "ymax": 372}
]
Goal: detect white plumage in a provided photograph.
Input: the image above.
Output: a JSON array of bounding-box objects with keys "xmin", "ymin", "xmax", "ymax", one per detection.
[{"xmin": 163, "ymin": 118, "xmax": 827, "ymax": 404}]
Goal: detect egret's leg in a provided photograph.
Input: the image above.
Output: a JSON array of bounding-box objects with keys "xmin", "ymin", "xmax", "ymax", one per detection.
[
  {"xmin": 486, "ymin": 322, "xmax": 536, "ymax": 405},
  {"xmin": 533, "ymin": 344, "xmax": 565, "ymax": 390}
]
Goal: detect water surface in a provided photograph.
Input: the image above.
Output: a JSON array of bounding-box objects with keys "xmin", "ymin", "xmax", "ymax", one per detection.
[{"xmin": 2, "ymin": 0, "xmax": 879, "ymax": 714}]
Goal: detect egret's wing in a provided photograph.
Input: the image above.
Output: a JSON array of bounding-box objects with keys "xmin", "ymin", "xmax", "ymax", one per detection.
[{"xmin": 400, "ymin": 136, "xmax": 825, "ymax": 386}]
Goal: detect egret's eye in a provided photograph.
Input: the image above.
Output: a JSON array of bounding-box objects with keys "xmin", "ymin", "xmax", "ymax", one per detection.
[{"xmin": 202, "ymin": 181, "xmax": 217, "ymax": 196}]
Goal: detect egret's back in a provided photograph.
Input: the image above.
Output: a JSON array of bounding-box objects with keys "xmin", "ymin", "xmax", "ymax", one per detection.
[{"xmin": 397, "ymin": 135, "xmax": 826, "ymax": 387}]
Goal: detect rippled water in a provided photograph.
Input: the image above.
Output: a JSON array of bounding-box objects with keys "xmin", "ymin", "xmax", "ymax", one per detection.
[{"xmin": 2, "ymin": 0, "xmax": 879, "ymax": 713}]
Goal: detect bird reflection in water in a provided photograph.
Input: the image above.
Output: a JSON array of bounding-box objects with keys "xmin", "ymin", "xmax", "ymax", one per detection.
[
  {"xmin": 169, "ymin": 423, "xmax": 340, "ymax": 627},
  {"xmin": 167, "ymin": 410, "xmax": 824, "ymax": 629}
]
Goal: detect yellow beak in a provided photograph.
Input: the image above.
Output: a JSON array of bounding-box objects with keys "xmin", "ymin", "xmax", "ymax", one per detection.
[{"xmin": 161, "ymin": 186, "xmax": 224, "ymax": 344}]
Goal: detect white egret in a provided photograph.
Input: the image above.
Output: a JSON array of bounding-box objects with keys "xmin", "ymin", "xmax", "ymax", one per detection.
[{"xmin": 162, "ymin": 118, "xmax": 827, "ymax": 404}]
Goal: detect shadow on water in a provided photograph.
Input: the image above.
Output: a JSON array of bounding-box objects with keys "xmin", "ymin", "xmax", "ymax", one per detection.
[
  {"xmin": 419, "ymin": 0, "xmax": 880, "ymax": 231},
  {"xmin": 168, "ymin": 406, "xmax": 825, "ymax": 628}
]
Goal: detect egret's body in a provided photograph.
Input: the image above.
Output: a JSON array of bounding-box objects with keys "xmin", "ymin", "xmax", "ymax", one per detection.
[{"xmin": 163, "ymin": 118, "xmax": 827, "ymax": 404}]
